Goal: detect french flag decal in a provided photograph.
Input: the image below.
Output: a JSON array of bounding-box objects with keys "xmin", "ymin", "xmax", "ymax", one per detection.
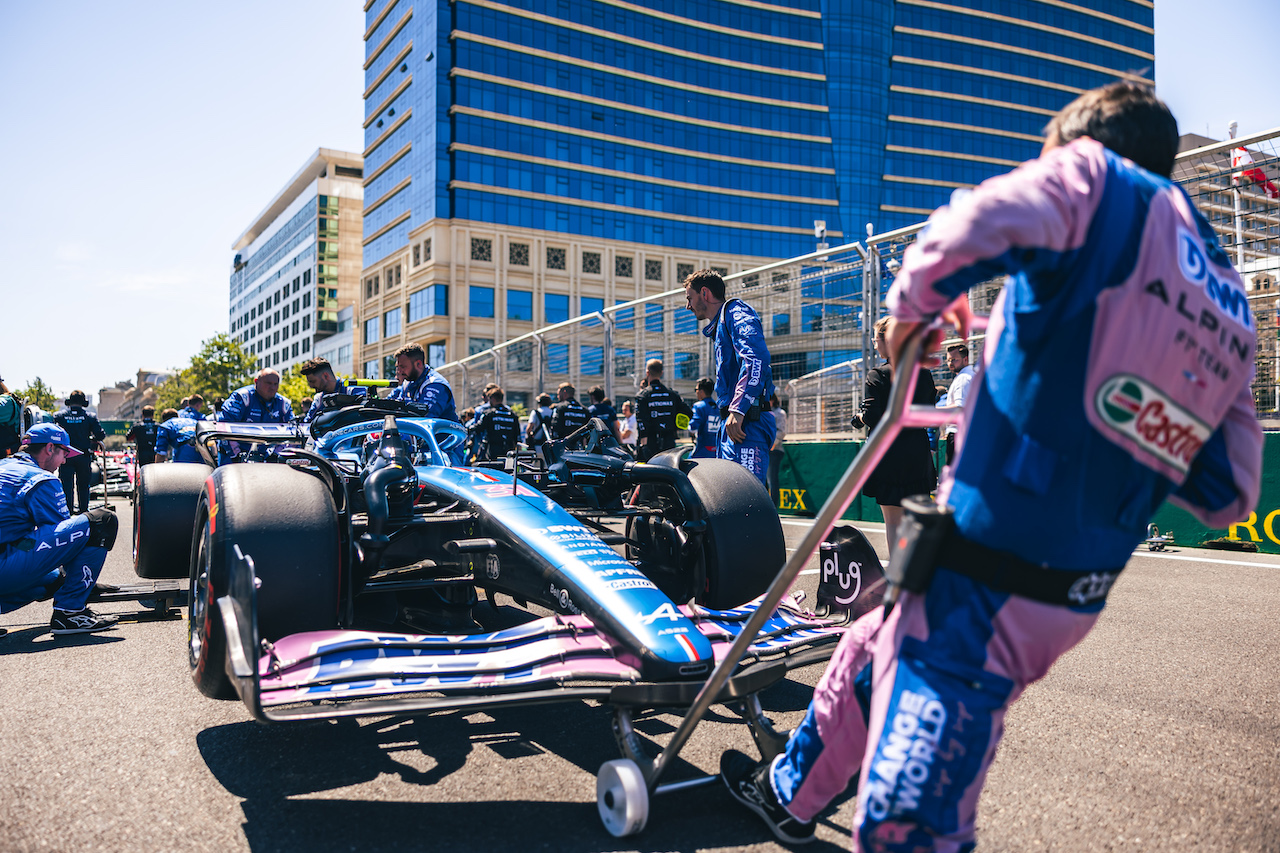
[{"xmin": 674, "ymin": 633, "xmax": 701, "ymax": 661}]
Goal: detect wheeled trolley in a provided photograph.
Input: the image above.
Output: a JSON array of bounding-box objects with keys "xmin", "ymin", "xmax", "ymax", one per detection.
[{"xmin": 594, "ymin": 321, "xmax": 980, "ymax": 836}]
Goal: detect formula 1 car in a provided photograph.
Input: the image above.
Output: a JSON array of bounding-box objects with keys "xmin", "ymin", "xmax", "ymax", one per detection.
[{"xmin": 130, "ymin": 398, "xmax": 864, "ymax": 736}]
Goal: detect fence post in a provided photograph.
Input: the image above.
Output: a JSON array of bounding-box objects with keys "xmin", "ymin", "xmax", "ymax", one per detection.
[
  {"xmin": 860, "ymin": 240, "xmax": 882, "ymax": 403},
  {"xmin": 534, "ymin": 334, "xmax": 545, "ymax": 398},
  {"xmin": 601, "ymin": 312, "xmax": 614, "ymax": 402}
]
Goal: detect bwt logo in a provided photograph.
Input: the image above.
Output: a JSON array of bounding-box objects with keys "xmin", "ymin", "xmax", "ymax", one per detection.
[
  {"xmin": 1178, "ymin": 228, "xmax": 1252, "ymax": 330},
  {"xmin": 821, "ymin": 553, "xmax": 862, "ymax": 606}
]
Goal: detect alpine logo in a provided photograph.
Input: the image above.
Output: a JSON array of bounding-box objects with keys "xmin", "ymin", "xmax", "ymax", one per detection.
[{"xmin": 1094, "ymin": 374, "xmax": 1210, "ymax": 474}]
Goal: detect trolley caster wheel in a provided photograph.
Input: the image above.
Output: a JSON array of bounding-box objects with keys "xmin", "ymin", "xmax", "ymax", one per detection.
[{"xmin": 597, "ymin": 758, "xmax": 649, "ymax": 837}]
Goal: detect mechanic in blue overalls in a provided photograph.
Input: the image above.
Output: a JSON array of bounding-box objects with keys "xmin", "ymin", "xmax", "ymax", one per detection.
[
  {"xmin": 155, "ymin": 408, "xmax": 203, "ymax": 463},
  {"xmin": 53, "ymin": 390, "xmax": 106, "ymax": 513},
  {"xmin": 388, "ymin": 343, "xmax": 464, "ymax": 464},
  {"xmin": 218, "ymin": 368, "xmax": 294, "ymax": 464},
  {"xmin": 299, "ymin": 356, "xmax": 366, "ymax": 423},
  {"xmin": 0, "ymin": 425, "xmax": 119, "ymax": 635},
  {"xmin": 688, "ymin": 377, "xmax": 721, "ymax": 459},
  {"xmin": 683, "ymin": 270, "xmax": 776, "ymax": 486},
  {"xmin": 178, "ymin": 393, "xmax": 208, "ymax": 423}
]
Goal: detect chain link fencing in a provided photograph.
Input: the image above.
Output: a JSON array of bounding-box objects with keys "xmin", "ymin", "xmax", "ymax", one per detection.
[{"xmin": 435, "ymin": 126, "xmax": 1280, "ymax": 435}]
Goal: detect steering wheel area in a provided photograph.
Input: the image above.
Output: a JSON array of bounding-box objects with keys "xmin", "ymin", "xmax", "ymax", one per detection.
[{"xmin": 561, "ymin": 417, "xmax": 608, "ymax": 455}]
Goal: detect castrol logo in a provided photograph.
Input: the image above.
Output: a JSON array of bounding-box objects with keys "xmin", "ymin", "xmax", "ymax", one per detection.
[{"xmin": 1094, "ymin": 374, "xmax": 1211, "ymax": 474}]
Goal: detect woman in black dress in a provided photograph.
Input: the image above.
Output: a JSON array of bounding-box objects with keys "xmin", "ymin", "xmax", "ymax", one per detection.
[{"xmin": 851, "ymin": 317, "xmax": 937, "ymax": 555}]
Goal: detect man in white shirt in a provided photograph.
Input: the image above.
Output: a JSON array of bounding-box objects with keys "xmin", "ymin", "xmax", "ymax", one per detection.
[{"xmin": 939, "ymin": 343, "xmax": 975, "ymax": 465}]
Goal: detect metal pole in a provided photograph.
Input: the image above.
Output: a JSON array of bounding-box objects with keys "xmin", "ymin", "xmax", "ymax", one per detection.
[
  {"xmin": 534, "ymin": 334, "xmax": 545, "ymax": 399},
  {"xmin": 1231, "ymin": 121, "xmax": 1246, "ymax": 268},
  {"xmin": 602, "ymin": 313, "xmax": 614, "ymax": 402}
]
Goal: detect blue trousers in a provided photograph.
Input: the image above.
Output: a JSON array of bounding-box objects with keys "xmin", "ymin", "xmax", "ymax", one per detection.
[
  {"xmin": 717, "ymin": 411, "xmax": 776, "ymax": 487},
  {"xmin": 0, "ymin": 515, "xmax": 107, "ymax": 613}
]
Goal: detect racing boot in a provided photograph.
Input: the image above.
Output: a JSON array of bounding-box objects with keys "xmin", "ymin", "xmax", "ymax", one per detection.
[
  {"xmin": 720, "ymin": 750, "xmax": 816, "ymax": 845},
  {"xmin": 50, "ymin": 607, "xmax": 119, "ymax": 636}
]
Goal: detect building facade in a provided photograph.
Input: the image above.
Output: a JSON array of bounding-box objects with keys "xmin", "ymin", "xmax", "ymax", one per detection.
[
  {"xmin": 359, "ymin": 0, "xmax": 1154, "ymax": 391},
  {"xmin": 229, "ymin": 149, "xmax": 364, "ymax": 377},
  {"xmin": 314, "ymin": 304, "xmax": 358, "ymax": 379}
]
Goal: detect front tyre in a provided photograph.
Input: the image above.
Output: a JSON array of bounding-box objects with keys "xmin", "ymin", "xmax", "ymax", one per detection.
[
  {"xmin": 688, "ymin": 459, "xmax": 785, "ymax": 610},
  {"xmin": 187, "ymin": 465, "xmax": 342, "ymax": 700}
]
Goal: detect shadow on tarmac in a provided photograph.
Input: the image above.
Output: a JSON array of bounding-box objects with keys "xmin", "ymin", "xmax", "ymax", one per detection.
[
  {"xmin": 196, "ymin": 676, "xmax": 841, "ymax": 852},
  {"xmin": 0, "ymin": 624, "xmax": 127, "ymax": 654}
]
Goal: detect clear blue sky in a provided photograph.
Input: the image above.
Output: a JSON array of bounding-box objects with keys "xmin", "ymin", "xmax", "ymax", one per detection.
[{"xmin": 2, "ymin": 0, "xmax": 1277, "ymax": 403}]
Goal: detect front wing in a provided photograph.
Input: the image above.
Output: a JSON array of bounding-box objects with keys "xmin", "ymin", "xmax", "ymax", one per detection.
[{"xmin": 220, "ymin": 559, "xmax": 844, "ymax": 723}]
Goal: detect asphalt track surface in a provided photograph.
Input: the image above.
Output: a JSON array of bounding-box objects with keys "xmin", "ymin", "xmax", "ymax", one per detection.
[{"xmin": 2, "ymin": 500, "xmax": 1278, "ymax": 852}]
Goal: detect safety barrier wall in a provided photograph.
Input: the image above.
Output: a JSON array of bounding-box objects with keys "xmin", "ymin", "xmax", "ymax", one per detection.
[{"xmin": 775, "ymin": 433, "xmax": 1280, "ymax": 555}]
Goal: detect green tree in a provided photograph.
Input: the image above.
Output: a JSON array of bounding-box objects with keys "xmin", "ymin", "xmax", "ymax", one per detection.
[
  {"xmin": 14, "ymin": 377, "xmax": 57, "ymax": 410},
  {"xmin": 155, "ymin": 334, "xmax": 257, "ymax": 413},
  {"xmin": 189, "ymin": 333, "xmax": 257, "ymax": 398},
  {"xmin": 278, "ymin": 367, "xmax": 312, "ymax": 413}
]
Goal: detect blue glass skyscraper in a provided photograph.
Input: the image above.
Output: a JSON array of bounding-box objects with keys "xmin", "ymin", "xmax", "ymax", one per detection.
[{"xmin": 358, "ymin": 0, "xmax": 1153, "ymax": 377}]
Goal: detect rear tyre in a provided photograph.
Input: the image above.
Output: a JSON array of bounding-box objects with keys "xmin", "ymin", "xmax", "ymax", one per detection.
[
  {"xmin": 188, "ymin": 464, "xmax": 342, "ymax": 699},
  {"xmin": 687, "ymin": 459, "xmax": 785, "ymax": 610},
  {"xmin": 134, "ymin": 463, "xmax": 209, "ymax": 579}
]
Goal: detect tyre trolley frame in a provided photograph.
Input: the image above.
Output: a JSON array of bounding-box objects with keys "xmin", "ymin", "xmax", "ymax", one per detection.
[{"xmin": 595, "ymin": 319, "xmax": 983, "ymax": 836}]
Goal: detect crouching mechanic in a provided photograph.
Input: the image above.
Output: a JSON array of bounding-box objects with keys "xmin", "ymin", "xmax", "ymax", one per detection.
[
  {"xmin": 719, "ymin": 82, "xmax": 1264, "ymax": 849},
  {"xmin": 0, "ymin": 425, "xmax": 120, "ymax": 634}
]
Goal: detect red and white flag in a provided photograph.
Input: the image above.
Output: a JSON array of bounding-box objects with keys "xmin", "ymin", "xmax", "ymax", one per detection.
[{"xmin": 1232, "ymin": 146, "xmax": 1279, "ymax": 199}]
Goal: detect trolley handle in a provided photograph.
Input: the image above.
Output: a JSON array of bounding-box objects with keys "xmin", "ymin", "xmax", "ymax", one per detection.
[{"xmin": 644, "ymin": 314, "xmax": 987, "ymax": 788}]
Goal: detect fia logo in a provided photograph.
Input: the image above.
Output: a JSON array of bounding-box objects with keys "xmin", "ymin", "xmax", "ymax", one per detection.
[
  {"xmin": 821, "ymin": 553, "xmax": 862, "ymax": 606},
  {"xmin": 485, "ymin": 553, "xmax": 500, "ymax": 580}
]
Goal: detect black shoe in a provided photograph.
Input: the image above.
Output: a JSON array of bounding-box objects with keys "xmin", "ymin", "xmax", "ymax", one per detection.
[
  {"xmin": 49, "ymin": 608, "xmax": 119, "ymax": 635},
  {"xmin": 720, "ymin": 750, "xmax": 816, "ymax": 845}
]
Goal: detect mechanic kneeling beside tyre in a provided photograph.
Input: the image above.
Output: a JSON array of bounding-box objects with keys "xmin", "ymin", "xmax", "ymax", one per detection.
[{"xmin": 0, "ymin": 425, "xmax": 120, "ymax": 635}]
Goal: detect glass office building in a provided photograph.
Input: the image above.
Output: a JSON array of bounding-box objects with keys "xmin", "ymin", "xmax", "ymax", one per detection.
[
  {"xmin": 230, "ymin": 150, "xmax": 364, "ymax": 376},
  {"xmin": 360, "ymin": 0, "xmax": 1153, "ymax": 376}
]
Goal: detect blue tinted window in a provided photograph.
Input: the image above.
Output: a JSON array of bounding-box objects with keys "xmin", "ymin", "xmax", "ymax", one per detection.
[
  {"xmin": 508, "ymin": 289, "xmax": 533, "ymax": 321},
  {"xmin": 615, "ymin": 348, "xmax": 634, "ymax": 377},
  {"xmin": 773, "ymin": 313, "xmax": 791, "ymax": 336},
  {"xmin": 580, "ymin": 345, "xmax": 604, "ymax": 375},
  {"xmin": 409, "ymin": 285, "xmax": 448, "ymax": 321},
  {"xmin": 674, "ymin": 352, "xmax": 699, "ymax": 381},
  {"xmin": 547, "ymin": 342, "xmax": 569, "ymax": 373},
  {"xmin": 614, "ymin": 300, "xmax": 635, "ymax": 330},
  {"xmin": 470, "ymin": 286, "xmax": 495, "ymax": 318},
  {"xmin": 545, "ymin": 293, "xmax": 569, "ymax": 324},
  {"xmin": 384, "ymin": 307, "xmax": 401, "ymax": 337},
  {"xmin": 364, "ymin": 317, "xmax": 379, "ymax": 344},
  {"xmin": 645, "ymin": 303, "xmax": 664, "ymax": 333},
  {"xmin": 581, "ymin": 296, "xmax": 604, "ymax": 327}
]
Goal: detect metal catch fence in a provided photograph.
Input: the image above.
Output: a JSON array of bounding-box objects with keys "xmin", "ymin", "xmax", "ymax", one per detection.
[{"xmin": 435, "ymin": 125, "xmax": 1280, "ymax": 434}]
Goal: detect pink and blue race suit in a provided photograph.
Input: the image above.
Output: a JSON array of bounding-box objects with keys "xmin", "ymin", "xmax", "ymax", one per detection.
[{"xmin": 770, "ymin": 138, "xmax": 1263, "ymax": 851}]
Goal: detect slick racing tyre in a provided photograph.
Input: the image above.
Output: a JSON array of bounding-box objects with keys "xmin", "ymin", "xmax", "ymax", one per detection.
[
  {"xmin": 188, "ymin": 464, "xmax": 341, "ymax": 700},
  {"xmin": 134, "ymin": 463, "xmax": 209, "ymax": 579},
  {"xmin": 687, "ymin": 459, "xmax": 785, "ymax": 610}
]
